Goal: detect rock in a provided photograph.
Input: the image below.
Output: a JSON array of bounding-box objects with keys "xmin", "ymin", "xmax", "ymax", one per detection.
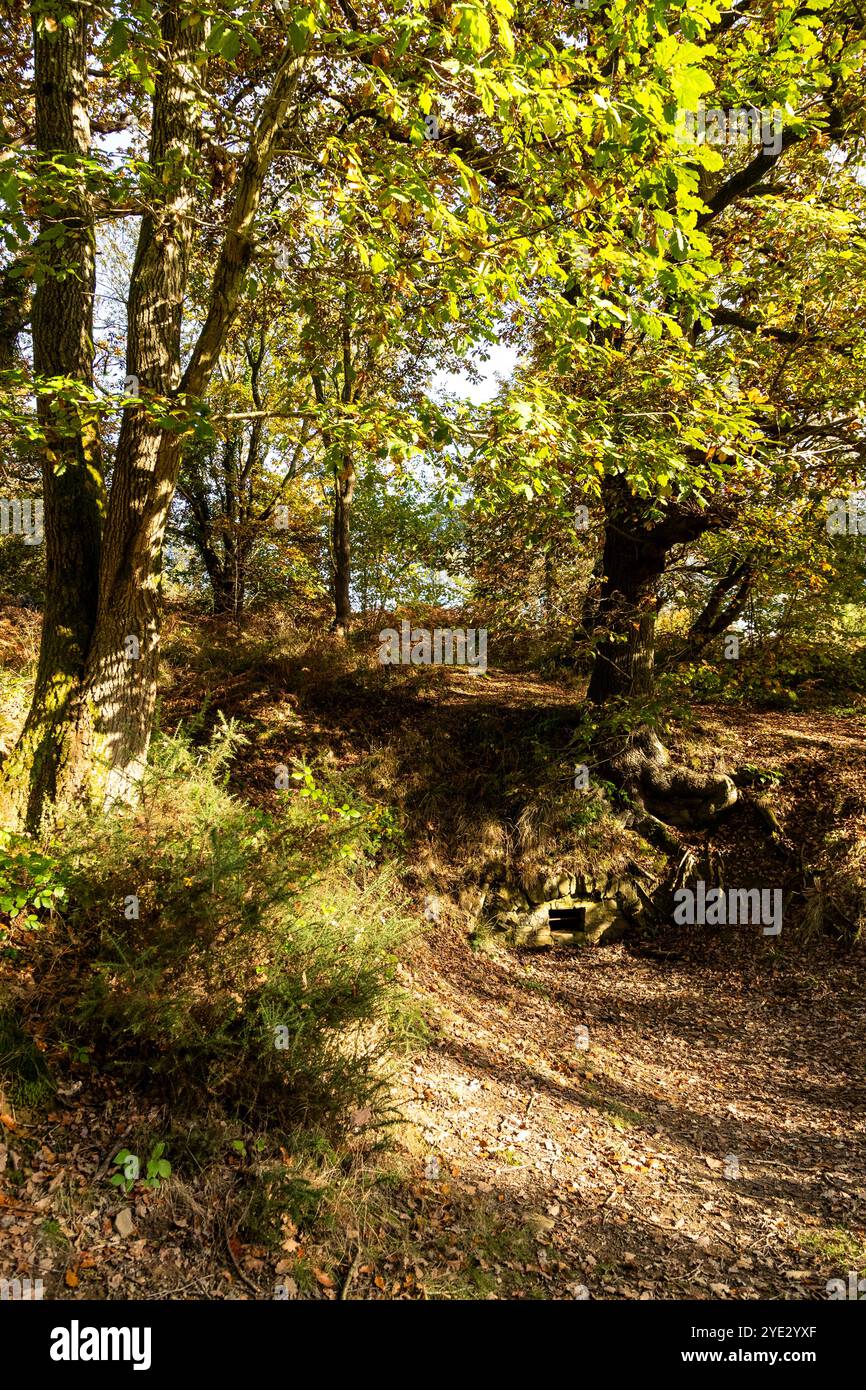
[
  {"xmin": 493, "ymin": 908, "xmax": 523, "ymax": 933},
  {"xmin": 423, "ymin": 894, "xmax": 442, "ymax": 923},
  {"xmin": 525, "ymin": 930, "xmax": 553, "ymax": 950},
  {"xmin": 510, "ymin": 917, "xmax": 552, "ymax": 948},
  {"xmin": 115, "ymin": 1207, "xmax": 134, "ymax": 1238},
  {"xmin": 610, "ymin": 879, "xmax": 641, "ymax": 911},
  {"xmin": 521, "ymin": 878, "xmax": 548, "ymax": 906},
  {"xmin": 597, "ymin": 916, "xmax": 631, "ymax": 945},
  {"xmin": 583, "ymin": 900, "xmax": 619, "ymax": 936},
  {"xmin": 526, "ymin": 901, "xmax": 556, "ymax": 929},
  {"xmin": 491, "ymin": 884, "xmax": 522, "ymax": 906},
  {"xmin": 501, "ymin": 879, "xmax": 638, "ymax": 949},
  {"xmin": 573, "ymin": 870, "xmax": 609, "ymax": 897},
  {"xmin": 521, "ymin": 871, "xmax": 573, "ymax": 905},
  {"xmin": 571, "ymin": 910, "xmax": 632, "ymax": 947},
  {"xmin": 509, "ymin": 917, "xmax": 534, "ymax": 945}
]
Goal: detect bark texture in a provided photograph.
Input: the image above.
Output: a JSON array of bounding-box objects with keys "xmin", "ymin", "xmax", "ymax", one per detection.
[
  {"xmin": 586, "ymin": 479, "xmax": 738, "ymax": 830},
  {"xmin": 587, "ymin": 477, "xmax": 717, "ymax": 703},
  {"xmin": 0, "ymin": 251, "xmax": 32, "ymax": 373},
  {"xmin": 78, "ymin": 36, "xmax": 304, "ymax": 807},
  {"xmin": 2, "ymin": 3, "xmax": 103, "ymax": 829},
  {"xmin": 331, "ymin": 453, "xmax": 356, "ymax": 636},
  {"xmin": 71, "ymin": 5, "xmax": 203, "ymax": 807},
  {"xmin": 6, "ymin": 14, "xmax": 305, "ymax": 821},
  {"xmin": 315, "ymin": 299, "xmax": 358, "ymax": 636}
]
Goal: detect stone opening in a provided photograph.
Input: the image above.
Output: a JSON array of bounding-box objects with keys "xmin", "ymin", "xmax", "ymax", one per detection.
[{"xmin": 547, "ymin": 906, "xmax": 584, "ymax": 929}]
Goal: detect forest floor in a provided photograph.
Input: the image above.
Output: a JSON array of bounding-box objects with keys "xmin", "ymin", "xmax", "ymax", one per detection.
[
  {"xmin": 385, "ymin": 914, "xmax": 865, "ymax": 1300},
  {"xmin": 1, "ymin": 610, "xmax": 865, "ymax": 1300}
]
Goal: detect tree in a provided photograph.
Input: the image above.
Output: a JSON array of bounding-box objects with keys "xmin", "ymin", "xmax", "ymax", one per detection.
[
  {"xmin": 1, "ymin": 0, "xmax": 104, "ymax": 827},
  {"xmin": 175, "ymin": 324, "xmax": 318, "ymax": 620},
  {"xmin": 4, "ymin": 0, "xmax": 616, "ymax": 822},
  {"xmin": 577, "ymin": 1, "xmax": 866, "ymax": 709}
]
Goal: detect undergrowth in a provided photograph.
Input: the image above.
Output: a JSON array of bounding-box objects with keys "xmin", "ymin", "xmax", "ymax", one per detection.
[{"xmin": 1, "ymin": 715, "xmax": 418, "ymax": 1140}]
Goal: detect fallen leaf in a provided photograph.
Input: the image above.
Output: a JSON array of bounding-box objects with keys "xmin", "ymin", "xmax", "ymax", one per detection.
[{"xmin": 115, "ymin": 1207, "xmax": 134, "ymax": 1238}]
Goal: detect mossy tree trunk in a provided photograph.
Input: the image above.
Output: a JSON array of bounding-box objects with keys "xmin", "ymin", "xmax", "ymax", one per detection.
[
  {"xmin": 2, "ymin": 1, "xmax": 104, "ymax": 829},
  {"xmin": 587, "ymin": 477, "xmax": 722, "ymax": 704},
  {"xmin": 331, "ymin": 452, "xmax": 356, "ymax": 636},
  {"xmin": 5, "ymin": 13, "xmax": 304, "ymax": 822},
  {"xmin": 76, "ymin": 39, "xmax": 304, "ymax": 808}
]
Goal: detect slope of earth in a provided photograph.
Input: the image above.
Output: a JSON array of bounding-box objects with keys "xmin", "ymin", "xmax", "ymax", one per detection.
[{"xmin": 1, "ymin": 610, "xmax": 864, "ymax": 1299}]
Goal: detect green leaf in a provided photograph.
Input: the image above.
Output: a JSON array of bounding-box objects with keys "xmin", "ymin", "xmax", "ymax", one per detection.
[
  {"xmin": 672, "ymin": 67, "xmax": 714, "ymax": 109},
  {"xmin": 287, "ymin": 6, "xmax": 316, "ymax": 54},
  {"xmin": 106, "ymin": 20, "xmax": 129, "ymax": 61},
  {"xmin": 220, "ymin": 30, "xmax": 241, "ymax": 62}
]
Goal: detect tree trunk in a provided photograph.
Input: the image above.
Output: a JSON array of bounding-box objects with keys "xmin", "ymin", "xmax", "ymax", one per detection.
[
  {"xmin": 228, "ymin": 542, "xmax": 247, "ymax": 623},
  {"xmin": 586, "ymin": 479, "xmax": 726, "ymax": 704},
  {"xmin": 0, "ymin": 252, "xmax": 32, "ymax": 373},
  {"xmin": 331, "ymin": 454, "xmax": 355, "ymax": 635},
  {"xmin": 7, "ymin": 31, "xmax": 304, "ymax": 820},
  {"xmin": 1, "ymin": 3, "xmax": 103, "ymax": 829},
  {"xmin": 586, "ymin": 481, "xmax": 739, "ymax": 829},
  {"xmin": 78, "ymin": 42, "xmax": 303, "ymax": 807},
  {"xmin": 586, "ymin": 484, "xmax": 666, "ymax": 704},
  {"xmin": 72, "ymin": 6, "xmax": 203, "ymax": 807},
  {"xmin": 200, "ymin": 536, "xmax": 232, "ymax": 615},
  {"xmin": 206, "ymin": 540, "xmax": 248, "ymax": 621}
]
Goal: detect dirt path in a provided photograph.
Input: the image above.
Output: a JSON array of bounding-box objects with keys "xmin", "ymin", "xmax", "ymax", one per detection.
[
  {"xmin": 379, "ymin": 920, "xmax": 865, "ymax": 1300},
  {"xmin": 347, "ymin": 702, "xmax": 866, "ymax": 1301}
]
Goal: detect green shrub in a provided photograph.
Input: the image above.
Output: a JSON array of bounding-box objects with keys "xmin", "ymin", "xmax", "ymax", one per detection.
[
  {"xmin": 0, "ymin": 1007, "xmax": 54, "ymax": 1106},
  {"xmin": 12, "ymin": 716, "xmax": 414, "ymax": 1138},
  {"xmin": 0, "ymin": 831, "xmax": 66, "ymax": 934}
]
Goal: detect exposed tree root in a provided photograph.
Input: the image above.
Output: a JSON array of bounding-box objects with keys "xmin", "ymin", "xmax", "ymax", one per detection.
[
  {"xmin": 607, "ymin": 727, "xmax": 738, "ymax": 831},
  {"xmin": 748, "ymin": 790, "xmax": 789, "ymax": 852}
]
